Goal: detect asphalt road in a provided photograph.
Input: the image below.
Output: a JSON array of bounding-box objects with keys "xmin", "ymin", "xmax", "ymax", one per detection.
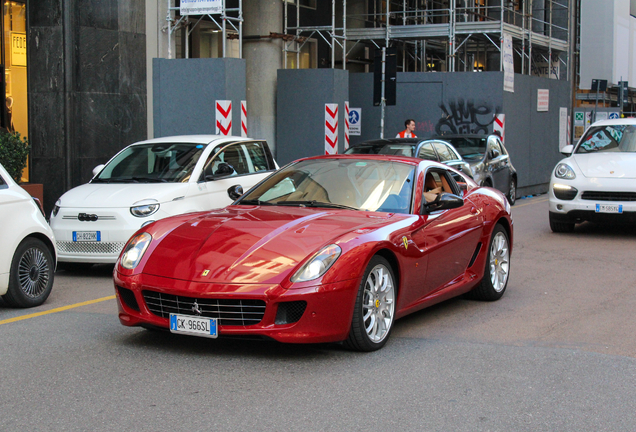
[{"xmin": 1, "ymin": 196, "xmax": 635, "ymax": 431}]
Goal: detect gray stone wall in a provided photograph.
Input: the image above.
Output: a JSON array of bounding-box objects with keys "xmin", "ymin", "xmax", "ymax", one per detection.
[{"xmin": 28, "ymin": 0, "xmax": 147, "ymax": 213}]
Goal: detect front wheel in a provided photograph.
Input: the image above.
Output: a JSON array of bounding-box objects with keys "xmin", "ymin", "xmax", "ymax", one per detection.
[
  {"xmin": 549, "ymin": 212, "xmax": 575, "ymax": 233},
  {"xmin": 344, "ymin": 256, "xmax": 396, "ymax": 352},
  {"xmin": 469, "ymin": 224, "xmax": 510, "ymax": 301},
  {"xmin": 3, "ymin": 238, "xmax": 55, "ymax": 308}
]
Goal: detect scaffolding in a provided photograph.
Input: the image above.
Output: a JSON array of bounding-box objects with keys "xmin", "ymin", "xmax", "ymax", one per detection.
[
  {"xmin": 165, "ymin": 0, "xmax": 244, "ymax": 59},
  {"xmin": 284, "ymin": 0, "xmax": 571, "ymax": 79}
]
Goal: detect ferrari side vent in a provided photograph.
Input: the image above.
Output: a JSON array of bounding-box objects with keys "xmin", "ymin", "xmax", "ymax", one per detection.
[
  {"xmin": 468, "ymin": 242, "xmax": 482, "ymax": 268},
  {"xmin": 275, "ymin": 301, "xmax": 307, "ymax": 325},
  {"xmin": 117, "ymin": 286, "xmax": 140, "ymax": 312}
]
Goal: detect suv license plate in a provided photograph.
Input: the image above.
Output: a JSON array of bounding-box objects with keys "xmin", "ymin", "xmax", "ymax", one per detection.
[
  {"xmin": 170, "ymin": 314, "xmax": 218, "ymax": 338},
  {"xmin": 596, "ymin": 204, "xmax": 623, "ymax": 214},
  {"xmin": 73, "ymin": 231, "xmax": 101, "ymax": 242}
]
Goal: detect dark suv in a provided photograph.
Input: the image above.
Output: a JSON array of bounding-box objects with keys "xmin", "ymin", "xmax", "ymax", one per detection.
[{"xmin": 432, "ymin": 134, "xmax": 517, "ymax": 205}]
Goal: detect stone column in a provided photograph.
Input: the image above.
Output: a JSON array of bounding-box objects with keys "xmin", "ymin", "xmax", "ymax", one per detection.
[{"xmin": 243, "ymin": 0, "xmax": 282, "ymax": 154}]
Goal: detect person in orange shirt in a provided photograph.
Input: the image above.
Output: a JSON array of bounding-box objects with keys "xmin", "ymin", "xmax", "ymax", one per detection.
[{"xmin": 396, "ymin": 119, "xmax": 417, "ymax": 138}]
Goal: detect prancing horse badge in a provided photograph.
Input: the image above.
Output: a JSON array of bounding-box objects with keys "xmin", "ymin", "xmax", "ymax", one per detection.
[{"xmin": 402, "ymin": 236, "xmax": 408, "ymax": 250}]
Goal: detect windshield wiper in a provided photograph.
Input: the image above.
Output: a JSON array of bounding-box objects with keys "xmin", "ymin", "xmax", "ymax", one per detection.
[
  {"xmin": 275, "ymin": 200, "xmax": 357, "ymax": 210},
  {"xmin": 131, "ymin": 177, "xmax": 169, "ymax": 183},
  {"xmin": 239, "ymin": 199, "xmax": 274, "ymax": 206}
]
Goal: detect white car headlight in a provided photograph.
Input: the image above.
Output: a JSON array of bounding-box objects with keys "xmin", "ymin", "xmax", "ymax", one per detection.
[
  {"xmin": 130, "ymin": 199, "xmax": 160, "ymax": 217},
  {"xmin": 555, "ymin": 163, "xmax": 576, "ymax": 179},
  {"xmin": 291, "ymin": 244, "xmax": 342, "ymax": 282},
  {"xmin": 120, "ymin": 232, "xmax": 152, "ymax": 269},
  {"xmin": 51, "ymin": 199, "xmax": 61, "ymax": 218}
]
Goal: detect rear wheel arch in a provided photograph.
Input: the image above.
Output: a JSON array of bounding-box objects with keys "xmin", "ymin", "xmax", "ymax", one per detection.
[{"xmin": 25, "ymin": 232, "xmax": 56, "ymax": 263}]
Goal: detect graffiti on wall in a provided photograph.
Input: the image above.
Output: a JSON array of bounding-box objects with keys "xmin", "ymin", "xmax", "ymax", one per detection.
[{"xmin": 435, "ymin": 98, "xmax": 500, "ymax": 135}]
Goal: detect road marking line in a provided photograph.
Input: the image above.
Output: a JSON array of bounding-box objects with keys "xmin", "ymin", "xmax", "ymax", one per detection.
[
  {"xmin": 0, "ymin": 295, "xmax": 116, "ymax": 326},
  {"xmin": 514, "ymin": 198, "xmax": 548, "ymax": 208}
]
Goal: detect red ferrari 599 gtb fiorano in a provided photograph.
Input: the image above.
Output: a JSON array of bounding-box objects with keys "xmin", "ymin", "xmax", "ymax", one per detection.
[{"xmin": 114, "ymin": 155, "xmax": 513, "ymax": 351}]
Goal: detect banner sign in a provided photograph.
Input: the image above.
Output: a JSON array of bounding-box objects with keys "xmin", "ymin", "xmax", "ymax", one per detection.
[
  {"xmin": 537, "ymin": 89, "xmax": 549, "ymax": 112},
  {"xmin": 180, "ymin": 0, "xmax": 223, "ymax": 16},
  {"xmin": 503, "ymin": 33, "xmax": 514, "ymax": 93}
]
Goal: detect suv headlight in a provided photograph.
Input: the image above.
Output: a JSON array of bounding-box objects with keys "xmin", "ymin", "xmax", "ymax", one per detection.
[
  {"xmin": 119, "ymin": 232, "xmax": 152, "ymax": 269},
  {"xmin": 130, "ymin": 199, "xmax": 160, "ymax": 217},
  {"xmin": 555, "ymin": 163, "xmax": 576, "ymax": 179},
  {"xmin": 291, "ymin": 244, "xmax": 342, "ymax": 282}
]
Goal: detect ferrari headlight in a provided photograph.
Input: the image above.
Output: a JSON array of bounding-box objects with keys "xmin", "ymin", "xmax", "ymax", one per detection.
[
  {"xmin": 130, "ymin": 199, "xmax": 160, "ymax": 217},
  {"xmin": 291, "ymin": 244, "xmax": 342, "ymax": 282},
  {"xmin": 120, "ymin": 232, "xmax": 152, "ymax": 269},
  {"xmin": 555, "ymin": 163, "xmax": 576, "ymax": 179}
]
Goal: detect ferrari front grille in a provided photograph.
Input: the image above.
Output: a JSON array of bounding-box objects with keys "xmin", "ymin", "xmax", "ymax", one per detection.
[
  {"xmin": 56, "ymin": 241, "xmax": 126, "ymax": 254},
  {"xmin": 142, "ymin": 291, "xmax": 266, "ymax": 326},
  {"xmin": 581, "ymin": 191, "xmax": 636, "ymax": 202}
]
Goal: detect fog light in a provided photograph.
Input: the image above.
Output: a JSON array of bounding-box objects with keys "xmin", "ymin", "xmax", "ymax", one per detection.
[
  {"xmin": 553, "ymin": 183, "xmax": 578, "ymax": 201},
  {"xmin": 557, "ymin": 204, "xmax": 563, "ymax": 210}
]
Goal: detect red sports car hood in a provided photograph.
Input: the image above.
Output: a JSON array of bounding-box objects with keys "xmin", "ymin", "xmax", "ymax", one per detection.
[{"xmin": 143, "ymin": 206, "xmax": 401, "ymax": 285}]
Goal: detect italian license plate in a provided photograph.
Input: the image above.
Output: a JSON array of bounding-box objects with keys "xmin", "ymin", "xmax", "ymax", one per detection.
[
  {"xmin": 73, "ymin": 231, "xmax": 101, "ymax": 242},
  {"xmin": 169, "ymin": 314, "xmax": 217, "ymax": 338},
  {"xmin": 595, "ymin": 204, "xmax": 623, "ymax": 214}
]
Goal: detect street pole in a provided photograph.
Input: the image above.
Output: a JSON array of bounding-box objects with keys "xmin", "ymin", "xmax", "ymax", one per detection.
[{"xmin": 380, "ymin": 47, "xmax": 386, "ymax": 139}]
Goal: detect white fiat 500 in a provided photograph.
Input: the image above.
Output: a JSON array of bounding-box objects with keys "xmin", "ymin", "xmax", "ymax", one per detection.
[
  {"xmin": 549, "ymin": 119, "xmax": 636, "ymax": 232},
  {"xmin": 0, "ymin": 163, "xmax": 56, "ymax": 307},
  {"xmin": 50, "ymin": 135, "xmax": 278, "ymax": 265}
]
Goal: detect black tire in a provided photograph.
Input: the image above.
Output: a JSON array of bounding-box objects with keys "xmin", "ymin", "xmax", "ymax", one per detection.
[
  {"xmin": 3, "ymin": 238, "xmax": 55, "ymax": 308},
  {"xmin": 549, "ymin": 212, "xmax": 575, "ymax": 233},
  {"xmin": 469, "ymin": 224, "xmax": 510, "ymax": 301},
  {"xmin": 507, "ymin": 177, "xmax": 517, "ymax": 205},
  {"xmin": 56, "ymin": 262, "xmax": 93, "ymax": 272},
  {"xmin": 344, "ymin": 256, "xmax": 396, "ymax": 352}
]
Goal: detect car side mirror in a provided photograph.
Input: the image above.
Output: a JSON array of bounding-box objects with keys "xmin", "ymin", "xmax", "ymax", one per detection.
[
  {"xmin": 214, "ymin": 162, "xmax": 235, "ymax": 178},
  {"xmin": 422, "ymin": 192, "xmax": 464, "ymax": 213},
  {"xmin": 92, "ymin": 164, "xmax": 105, "ymax": 177},
  {"xmin": 560, "ymin": 144, "xmax": 574, "ymax": 156},
  {"xmin": 227, "ymin": 185, "xmax": 244, "ymax": 200}
]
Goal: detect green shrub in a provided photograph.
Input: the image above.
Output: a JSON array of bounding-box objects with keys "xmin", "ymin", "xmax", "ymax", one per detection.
[{"xmin": 0, "ymin": 131, "xmax": 29, "ymax": 182}]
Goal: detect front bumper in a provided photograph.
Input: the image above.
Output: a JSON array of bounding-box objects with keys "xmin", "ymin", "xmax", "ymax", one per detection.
[
  {"xmin": 114, "ymin": 271, "xmax": 360, "ymax": 344},
  {"xmin": 548, "ymin": 179, "xmax": 636, "ymax": 224},
  {"xmin": 50, "ymin": 206, "xmax": 161, "ymax": 263}
]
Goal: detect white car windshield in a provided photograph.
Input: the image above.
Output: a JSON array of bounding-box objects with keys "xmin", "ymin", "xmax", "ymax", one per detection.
[
  {"xmin": 92, "ymin": 143, "xmax": 205, "ymax": 183},
  {"xmin": 239, "ymin": 158, "xmax": 415, "ymax": 213},
  {"xmin": 576, "ymin": 125, "xmax": 636, "ymax": 153}
]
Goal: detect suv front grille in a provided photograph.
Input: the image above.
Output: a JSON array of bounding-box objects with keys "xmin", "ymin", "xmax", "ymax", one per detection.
[
  {"xmin": 56, "ymin": 241, "xmax": 126, "ymax": 254},
  {"xmin": 142, "ymin": 291, "xmax": 266, "ymax": 326},
  {"xmin": 581, "ymin": 191, "xmax": 636, "ymax": 202}
]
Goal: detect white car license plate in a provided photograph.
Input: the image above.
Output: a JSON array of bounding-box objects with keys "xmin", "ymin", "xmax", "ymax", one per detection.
[
  {"xmin": 169, "ymin": 314, "xmax": 218, "ymax": 338},
  {"xmin": 595, "ymin": 204, "xmax": 623, "ymax": 214},
  {"xmin": 73, "ymin": 231, "xmax": 101, "ymax": 242}
]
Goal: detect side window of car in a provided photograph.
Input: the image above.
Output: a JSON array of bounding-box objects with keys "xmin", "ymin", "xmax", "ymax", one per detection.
[
  {"xmin": 433, "ymin": 142, "xmax": 455, "ymax": 162},
  {"xmin": 488, "ymin": 137, "xmax": 502, "ymax": 159},
  {"xmin": 201, "ymin": 143, "xmax": 249, "ymax": 180},
  {"xmin": 0, "ymin": 172, "xmax": 6, "ymax": 189},
  {"xmin": 244, "ymin": 142, "xmax": 273, "ymax": 172},
  {"xmin": 417, "ymin": 143, "xmax": 437, "ymax": 161}
]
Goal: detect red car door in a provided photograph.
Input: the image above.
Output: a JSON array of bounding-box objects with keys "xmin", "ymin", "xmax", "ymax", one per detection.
[{"xmin": 410, "ymin": 169, "xmax": 484, "ymax": 299}]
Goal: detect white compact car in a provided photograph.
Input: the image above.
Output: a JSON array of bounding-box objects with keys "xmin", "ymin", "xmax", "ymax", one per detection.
[
  {"xmin": 50, "ymin": 135, "xmax": 278, "ymax": 265},
  {"xmin": 549, "ymin": 119, "xmax": 636, "ymax": 232},
  {"xmin": 0, "ymin": 163, "xmax": 56, "ymax": 307}
]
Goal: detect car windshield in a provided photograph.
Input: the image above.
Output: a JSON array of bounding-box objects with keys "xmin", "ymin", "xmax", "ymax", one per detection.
[
  {"xmin": 443, "ymin": 137, "xmax": 487, "ymax": 161},
  {"xmin": 92, "ymin": 143, "xmax": 205, "ymax": 183},
  {"xmin": 576, "ymin": 125, "xmax": 636, "ymax": 153},
  {"xmin": 239, "ymin": 158, "xmax": 415, "ymax": 213},
  {"xmin": 345, "ymin": 144, "xmax": 415, "ymax": 157}
]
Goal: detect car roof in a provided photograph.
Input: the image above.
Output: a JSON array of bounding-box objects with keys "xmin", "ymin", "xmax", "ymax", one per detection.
[
  {"xmin": 431, "ymin": 134, "xmax": 491, "ymax": 139},
  {"xmin": 131, "ymin": 135, "xmax": 257, "ymax": 145},
  {"xmin": 590, "ymin": 118, "xmax": 636, "ymax": 126}
]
